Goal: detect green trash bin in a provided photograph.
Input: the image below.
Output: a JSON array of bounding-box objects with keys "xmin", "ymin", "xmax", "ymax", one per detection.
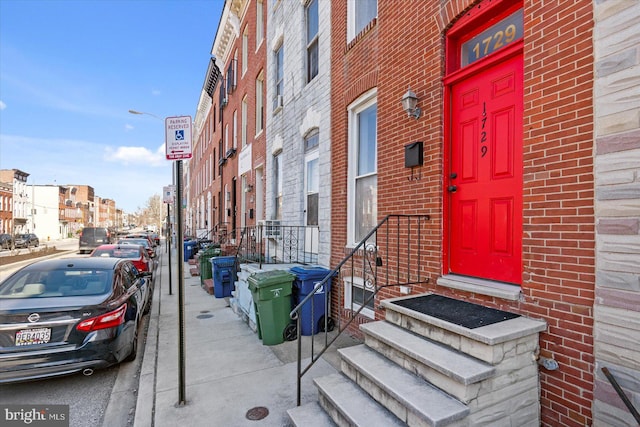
[
  {"xmin": 199, "ymin": 247, "xmax": 221, "ymax": 284},
  {"xmin": 248, "ymin": 270, "xmax": 295, "ymax": 346}
]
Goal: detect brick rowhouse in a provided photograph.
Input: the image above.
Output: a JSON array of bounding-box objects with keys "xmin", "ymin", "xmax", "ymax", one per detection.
[{"xmin": 330, "ymin": 0, "xmax": 596, "ymax": 425}]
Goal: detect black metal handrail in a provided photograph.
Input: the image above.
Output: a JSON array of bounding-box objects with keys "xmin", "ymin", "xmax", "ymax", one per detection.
[
  {"xmin": 601, "ymin": 367, "xmax": 640, "ymax": 424},
  {"xmin": 289, "ymin": 214, "xmax": 431, "ymax": 406},
  {"xmin": 235, "ymin": 223, "xmax": 320, "ymax": 267}
]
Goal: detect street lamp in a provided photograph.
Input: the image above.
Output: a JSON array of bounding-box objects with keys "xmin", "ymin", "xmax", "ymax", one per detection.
[{"xmin": 128, "ymin": 109, "xmax": 162, "ymax": 120}]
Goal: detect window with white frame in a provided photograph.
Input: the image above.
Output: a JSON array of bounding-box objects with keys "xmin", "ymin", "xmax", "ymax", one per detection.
[
  {"xmin": 256, "ymin": 0, "xmax": 264, "ymax": 49},
  {"xmin": 274, "ymin": 45, "xmax": 283, "ymax": 111},
  {"xmin": 304, "ymin": 131, "xmax": 319, "ymax": 226},
  {"xmin": 225, "ymin": 124, "xmax": 229, "ymax": 153},
  {"xmin": 233, "ymin": 110, "xmax": 238, "ymax": 149},
  {"xmin": 347, "ymin": 0, "xmax": 377, "ymax": 42},
  {"xmin": 348, "ymin": 89, "xmax": 377, "ymax": 244},
  {"xmin": 274, "ymin": 152, "xmax": 283, "ymax": 220},
  {"xmin": 306, "ymin": 0, "xmax": 319, "ymax": 83},
  {"xmin": 241, "ymin": 97, "xmax": 248, "ymax": 148},
  {"xmin": 242, "ymin": 29, "xmax": 248, "ymax": 76},
  {"xmin": 256, "ymin": 73, "xmax": 264, "ymax": 134},
  {"xmin": 343, "ymin": 276, "xmax": 375, "ymax": 319}
]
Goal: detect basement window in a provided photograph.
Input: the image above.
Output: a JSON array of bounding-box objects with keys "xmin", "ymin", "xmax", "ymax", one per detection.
[{"xmin": 343, "ymin": 276, "xmax": 375, "ymax": 319}]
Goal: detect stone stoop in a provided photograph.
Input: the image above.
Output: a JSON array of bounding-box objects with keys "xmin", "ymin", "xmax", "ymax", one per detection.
[
  {"xmin": 288, "ymin": 293, "xmax": 546, "ymax": 427},
  {"xmin": 339, "ymin": 344, "xmax": 469, "ymax": 427},
  {"xmin": 202, "ymin": 278, "xmax": 214, "ymax": 295},
  {"xmin": 359, "ymin": 321, "xmax": 494, "ymax": 405},
  {"xmin": 287, "ymin": 401, "xmax": 336, "ymax": 427}
]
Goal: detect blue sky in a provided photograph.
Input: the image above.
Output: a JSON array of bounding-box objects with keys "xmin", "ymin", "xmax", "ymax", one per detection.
[{"xmin": 0, "ymin": 0, "xmax": 224, "ymax": 213}]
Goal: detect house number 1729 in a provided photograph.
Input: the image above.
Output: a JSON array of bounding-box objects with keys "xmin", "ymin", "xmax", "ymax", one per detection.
[{"xmin": 461, "ymin": 9, "xmax": 523, "ymax": 67}]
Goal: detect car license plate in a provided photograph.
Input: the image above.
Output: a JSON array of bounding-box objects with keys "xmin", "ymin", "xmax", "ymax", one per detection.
[{"xmin": 15, "ymin": 328, "xmax": 51, "ymax": 346}]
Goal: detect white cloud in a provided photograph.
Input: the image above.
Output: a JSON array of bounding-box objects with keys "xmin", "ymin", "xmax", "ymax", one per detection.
[
  {"xmin": 0, "ymin": 100, "xmax": 6, "ymax": 110},
  {"xmin": 125, "ymin": 123, "xmax": 134, "ymax": 131},
  {"xmin": 152, "ymin": 89, "xmax": 161, "ymax": 96},
  {"xmin": 104, "ymin": 145, "xmax": 166, "ymax": 166}
]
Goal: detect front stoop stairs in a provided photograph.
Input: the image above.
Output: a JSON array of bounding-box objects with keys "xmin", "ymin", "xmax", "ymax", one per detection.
[{"xmin": 287, "ymin": 294, "xmax": 547, "ymax": 427}]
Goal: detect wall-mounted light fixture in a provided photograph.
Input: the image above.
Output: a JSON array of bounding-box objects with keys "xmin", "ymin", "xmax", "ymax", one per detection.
[
  {"xmin": 244, "ymin": 184, "xmax": 253, "ymax": 193},
  {"xmin": 401, "ymin": 87, "xmax": 421, "ymax": 119}
]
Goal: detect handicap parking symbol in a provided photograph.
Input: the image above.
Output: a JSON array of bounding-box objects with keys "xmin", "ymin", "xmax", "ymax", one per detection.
[{"xmin": 175, "ymin": 130, "xmax": 184, "ymax": 140}]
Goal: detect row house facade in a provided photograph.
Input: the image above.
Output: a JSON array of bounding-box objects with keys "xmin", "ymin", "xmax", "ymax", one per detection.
[
  {"xmin": 190, "ymin": 0, "xmax": 268, "ymax": 245},
  {"xmin": 0, "ymin": 169, "xmax": 30, "ymax": 234},
  {"xmin": 95, "ymin": 197, "xmax": 117, "ymax": 229},
  {"xmin": 0, "ymin": 171, "xmax": 124, "ymax": 239},
  {"xmin": 0, "ymin": 181, "xmax": 12, "ymax": 234},
  {"xmin": 185, "ymin": 0, "xmax": 639, "ymax": 425}
]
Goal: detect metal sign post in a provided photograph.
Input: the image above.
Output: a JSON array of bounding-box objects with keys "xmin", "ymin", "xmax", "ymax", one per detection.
[
  {"xmin": 165, "ymin": 116, "xmax": 192, "ymax": 406},
  {"xmin": 163, "ymin": 185, "xmax": 175, "ymax": 296},
  {"xmin": 175, "ymin": 160, "xmax": 186, "ymax": 406}
]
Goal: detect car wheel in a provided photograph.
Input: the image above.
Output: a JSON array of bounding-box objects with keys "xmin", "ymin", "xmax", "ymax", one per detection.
[{"xmin": 124, "ymin": 323, "xmax": 139, "ymax": 362}]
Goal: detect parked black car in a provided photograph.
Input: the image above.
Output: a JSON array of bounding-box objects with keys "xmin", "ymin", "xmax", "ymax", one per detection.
[
  {"xmin": 78, "ymin": 227, "xmax": 113, "ymax": 254},
  {"xmin": 0, "ymin": 257, "xmax": 150, "ymax": 384},
  {"xmin": 0, "ymin": 233, "xmax": 12, "ymax": 249},
  {"xmin": 13, "ymin": 233, "xmax": 39, "ymax": 248}
]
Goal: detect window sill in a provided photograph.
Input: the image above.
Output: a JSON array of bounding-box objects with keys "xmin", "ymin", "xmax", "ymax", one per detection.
[{"xmin": 436, "ymin": 274, "xmax": 522, "ymax": 301}]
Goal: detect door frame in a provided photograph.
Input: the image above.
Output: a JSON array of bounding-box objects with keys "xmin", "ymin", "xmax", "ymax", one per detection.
[{"xmin": 442, "ymin": 0, "xmax": 523, "ymax": 279}]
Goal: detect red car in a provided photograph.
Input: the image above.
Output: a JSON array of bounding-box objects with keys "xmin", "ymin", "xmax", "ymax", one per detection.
[{"xmin": 90, "ymin": 244, "xmax": 153, "ymax": 276}]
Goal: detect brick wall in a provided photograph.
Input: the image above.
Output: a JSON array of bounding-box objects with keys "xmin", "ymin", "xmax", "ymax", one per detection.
[
  {"xmin": 192, "ymin": 0, "xmax": 268, "ymax": 238},
  {"xmin": 331, "ymin": 0, "xmax": 597, "ymax": 425}
]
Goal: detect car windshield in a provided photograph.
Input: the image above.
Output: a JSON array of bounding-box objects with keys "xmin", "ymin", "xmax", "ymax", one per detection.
[
  {"xmin": 0, "ymin": 268, "xmax": 113, "ymax": 299},
  {"xmin": 118, "ymin": 239, "xmax": 149, "ymax": 248},
  {"xmin": 93, "ymin": 248, "xmax": 141, "ymax": 259}
]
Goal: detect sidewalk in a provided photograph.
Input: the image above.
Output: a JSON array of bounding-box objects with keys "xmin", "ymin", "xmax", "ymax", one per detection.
[{"xmin": 134, "ymin": 249, "xmax": 355, "ymax": 426}]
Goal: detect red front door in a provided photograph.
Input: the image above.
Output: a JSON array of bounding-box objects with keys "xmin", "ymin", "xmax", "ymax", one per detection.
[{"xmin": 448, "ymin": 54, "xmax": 523, "ymax": 284}]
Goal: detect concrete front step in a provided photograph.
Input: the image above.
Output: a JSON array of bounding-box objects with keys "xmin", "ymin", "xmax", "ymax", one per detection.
[
  {"xmin": 381, "ymin": 295, "xmax": 546, "ymax": 364},
  {"xmin": 315, "ymin": 373, "xmax": 406, "ymax": 427},
  {"xmin": 287, "ymin": 401, "xmax": 337, "ymax": 427},
  {"xmin": 360, "ymin": 321, "xmax": 494, "ymax": 403},
  {"xmin": 339, "ymin": 345, "xmax": 469, "ymax": 427}
]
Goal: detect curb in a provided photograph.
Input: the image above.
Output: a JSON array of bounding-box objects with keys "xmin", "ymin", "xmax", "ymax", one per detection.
[{"xmin": 132, "ymin": 255, "xmax": 164, "ymax": 427}]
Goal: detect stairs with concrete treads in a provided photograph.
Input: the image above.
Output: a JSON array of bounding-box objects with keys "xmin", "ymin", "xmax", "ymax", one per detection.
[{"xmin": 287, "ymin": 293, "xmax": 547, "ymax": 427}]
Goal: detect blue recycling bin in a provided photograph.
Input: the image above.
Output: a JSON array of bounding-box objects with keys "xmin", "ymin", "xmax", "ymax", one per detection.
[
  {"xmin": 183, "ymin": 240, "xmax": 196, "ymax": 262},
  {"xmin": 290, "ymin": 266, "xmax": 333, "ymax": 336},
  {"xmin": 211, "ymin": 256, "xmax": 236, "ymax": 298}
]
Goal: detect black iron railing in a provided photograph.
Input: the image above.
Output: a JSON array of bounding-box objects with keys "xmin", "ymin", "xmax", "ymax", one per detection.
[
  {"xmin": 289, "ymin": 214, "xmax": 431, "ymax": 406},
  {"xmin": 601, "ymin": 366, "xmax": 640, "ymax": 424},
  {"xmin": 194, "ymin": 222, "xmax": 230, "ymax": 246},
  {"xmin": 235, "ymin": 223, "xmax": 320, "ymax": 266}
]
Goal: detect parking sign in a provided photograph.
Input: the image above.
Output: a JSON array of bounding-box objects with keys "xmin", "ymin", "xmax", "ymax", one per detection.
[{"xmin": 165, "ymin": 116, "xmax": 192, "ymax": 160}]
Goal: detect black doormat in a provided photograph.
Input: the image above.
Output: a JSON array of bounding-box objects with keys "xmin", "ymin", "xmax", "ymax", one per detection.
[{"xmin": 391, "ymin": 294, "xmax": 520, "ymax": 329}]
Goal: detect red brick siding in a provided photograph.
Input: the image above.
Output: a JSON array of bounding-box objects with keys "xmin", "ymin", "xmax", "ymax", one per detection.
[{"xmin": 331, "ymin": 0, "xmax": 595, "ymax": 425}]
